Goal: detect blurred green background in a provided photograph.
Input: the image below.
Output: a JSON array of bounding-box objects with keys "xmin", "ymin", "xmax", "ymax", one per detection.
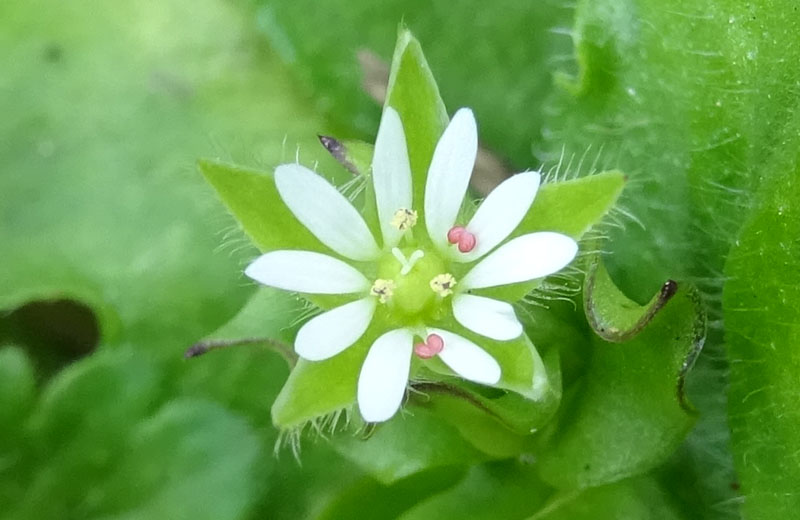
[{"xmin": 2, "ymin": 0, "xmax": 800, "ymax": 518}]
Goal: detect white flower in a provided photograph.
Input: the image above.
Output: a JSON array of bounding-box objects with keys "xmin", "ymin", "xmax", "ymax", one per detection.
[{"xmin": 245, "ymin": 107, "xmax": 577, "ymax": 422}]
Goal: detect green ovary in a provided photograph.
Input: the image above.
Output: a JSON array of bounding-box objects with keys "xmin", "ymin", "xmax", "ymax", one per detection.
[{"xmin": 377, "ymin": 248, "xmax": 447, "ymax": 318}]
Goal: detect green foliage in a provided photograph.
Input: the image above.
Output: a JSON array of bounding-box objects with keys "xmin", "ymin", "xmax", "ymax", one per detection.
[
  {"xmin": 536, "ymin": 257, "xmax": 703, "ymax": 489},
  {"xmin": 332, "ymin": 407, "xmax": 489, "ymax": 483},
  {"xmin": 4, "ymin": 0, "xmax": 800, "ymax": 518},
  {"xmin": 400, "ymin": 461, "xmax": 550, "ymax": 519},
  {"xmin": 3, "ymin": 351, "xmax": 263, "ymax": 520},
  {"xmin": 533, "ymin": 477, "xmax": 685, "ymax": 520},
  {"xmin": 724, "ymin": 130, "xmax": 800, "ymax": 518}
]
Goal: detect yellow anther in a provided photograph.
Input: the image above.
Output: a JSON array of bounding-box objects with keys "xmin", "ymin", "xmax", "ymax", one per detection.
[
  {"xmin": 390, "ymin": 208, "xmax": 418, "ymax": 231},
  {"xmin": 370, "ymin": 279, "xmax": 396, "ymax": 304},
  {"xmin": 430, "ymin": 273, "xmax": 457, "ymax": 297}
]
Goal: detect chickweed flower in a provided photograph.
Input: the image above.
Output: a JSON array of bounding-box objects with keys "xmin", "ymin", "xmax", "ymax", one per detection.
[{"xmin": 245, "ymin": 107, "xmax": 577, "ymax": 422}]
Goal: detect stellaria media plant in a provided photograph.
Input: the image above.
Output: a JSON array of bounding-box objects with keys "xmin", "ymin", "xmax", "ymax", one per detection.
[{"xmin": 197, "ymin": 30, "xmax": 702, "ymax": 487}]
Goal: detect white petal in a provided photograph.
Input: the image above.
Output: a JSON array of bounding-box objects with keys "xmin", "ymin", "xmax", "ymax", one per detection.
[
  {"xmin": 372, "ymin": 107, "xmax": 413, "ymax": 248},
  {"xmin": 456, "ymin": 171, "xmax": 541, "ymax": 262},
  {"xmin": 452, "ymin": 294, "xmax": 523, "ymax": 341},
  {"xmin": 429, "ymin": 328, "xmax": 500, "ymax": 385},
  {"xmin": 295, "ymin": 298, "xmax": 376, "ymax": 361},
  {"xmin": 424, "ymin": 108, "xmax": 478, "ymax": 252},
  {"xmin": 245, "ymin": 250, "xmax": 370, "ymax": 294},
  {"xmin": 357, "ymin": 328, "xmax": 414, "ymax": 422},
  {"xmin": 460, "ymin": 232, "xmax": 578, "ymax": 290},
  {"xmin": 275, "ymin": 163, "xmax": 380, "ymax": 261}
]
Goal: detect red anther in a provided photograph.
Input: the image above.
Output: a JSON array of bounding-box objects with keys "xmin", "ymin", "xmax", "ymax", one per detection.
[
  {"xmin": 457, "ymin": 232, "xmax": 476, "ymax": 253},
  {"xmin": 447, "ymin": 226, "xmax": 466, "ymax": 244},
  {"xmin": 414, "ymin": 333, "xmax": 445, "ymax": 359}
]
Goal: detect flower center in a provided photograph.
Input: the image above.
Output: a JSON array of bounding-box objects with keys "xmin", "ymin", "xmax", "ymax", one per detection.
[{"xmin": 377, "ymin": 247, "xmax": 445, "ymax": 316}]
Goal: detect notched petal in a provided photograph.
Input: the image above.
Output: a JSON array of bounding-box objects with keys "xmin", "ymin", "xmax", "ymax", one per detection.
[
  {"xmin": 460, "ymin": 232, "xmax": 578, "ymax": 290},
  {"xmin": 245, "ymin": 250, "xmax": 370, "ymax": 294},
  {"xmin": 429, "ymin": 328, "xmax": 501, "ymax": 385},
  {"xmin": 275, "ymin": 164, "xmax": 380, "ymax": 261},
  {"xmin": 373, "ymin": 107, "xmax": 413, "ymax": 248},
  {"xmin": 357, "ymin": 328, "xmax": 414, "ymax": 422},
  {"xmin": 424, "ymin": 108, "xmax": 478, "ymax": 252},
  {"xmin": 452, "ymin": 294, "xmax": 523, "ymax": 341},
  {"xmin": 456, "ymin": 171, "xmax": 541, "ymax": 262},
  {"xmin": 295, "ymin": 298, "xmax": 377, "ymax": 361}
]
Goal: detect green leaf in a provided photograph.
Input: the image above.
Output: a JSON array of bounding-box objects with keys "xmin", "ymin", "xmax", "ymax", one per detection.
[
  {"xmin": 539, "ymin": 2, "xmax": 800, "ymax": 512},
  {"xmin": 6, "ymin": 350, "xmax": 264, "ymax": 520},
  {"xmin": 0, "ymin": 346, "xmax": 36, "ymax": 434},
  {"xmin": 536, "ymin": 258, "xmax": 703, "ymax": 489},
  {"xmin": 583, "ymin": 255, "xmax": 678, "ymax": 342},
  {"xmin": 724, "ymin": 131, "xmax": 800, "ymax": 518},
  {"xmin": 384, "ymin": 28, "xmax": 449, "ymax": 217},
  {"xmin": 532, "ymin": 477, "xmax": 685, "ymax": 520},
  {"xmin": 333, "ymin": 406, "xmax": 488, "ymax": 483},
  {"xmin": 399, "ymin": 461, "xmax": 550, "ymax": 520},
  {"xmin": 95, "ymin": 400, "xmax": 262, "ymax": 520},
  {"xmin": 28, "ymin": 350, "xmax": 162, "ymax": 448},
  {"xmin": 253, "ymin": 441, "xmax": 374, "ymax": 520},
  {"xmin": 317, "ymin": 466, "xmax": 465, "ymax": 520},
  {"xmin": 0, "ymin": 346, "xmax": 37, "ymax": 507}
]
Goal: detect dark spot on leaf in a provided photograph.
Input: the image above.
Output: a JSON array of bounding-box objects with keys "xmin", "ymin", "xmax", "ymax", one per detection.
[{"xmin": 43, "ymin": 43, "xmax": 62, "ymax": 63}]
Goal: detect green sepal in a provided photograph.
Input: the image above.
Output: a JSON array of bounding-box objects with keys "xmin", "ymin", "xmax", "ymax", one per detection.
[
  {"xmin": 385, "ymin": 27, "xmax": 449, "ymax": 217},
  {"xmin": 271, "ymin": 319, "xmax": 390, "ymax": 429},
  {"xmin": 477, "ymin": 170, "xmax": 625, "ymax": 302},
  {"xmin": 518, "ymin": 170, "xmax": 626, "ymax": 238},
  {"xmin": 419, "ymin": 316, "xmax": 556, "ymax": 403},
  {"xmin": 410, "ymin": 347, "xmax": 562, "ymax": 457},
  {"xmin": 198, "ymin": 159, "xmax": 328, "ymax": 254}
]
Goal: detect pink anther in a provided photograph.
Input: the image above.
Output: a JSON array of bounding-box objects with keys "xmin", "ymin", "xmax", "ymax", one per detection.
[
  {"xmin": 447, "ymin": 226, "xmax": 477, "ymax": 253},
  {"xmin": 447, "ymin": 226, "xmax": 466, "ymax": 244},
  {"xmin": 457, "ymin": 232, "xmax": 476, "ymax": 253},
  {"xmin": 414, "ymin": 333, "xmax": 445, "ymax": 359}
]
